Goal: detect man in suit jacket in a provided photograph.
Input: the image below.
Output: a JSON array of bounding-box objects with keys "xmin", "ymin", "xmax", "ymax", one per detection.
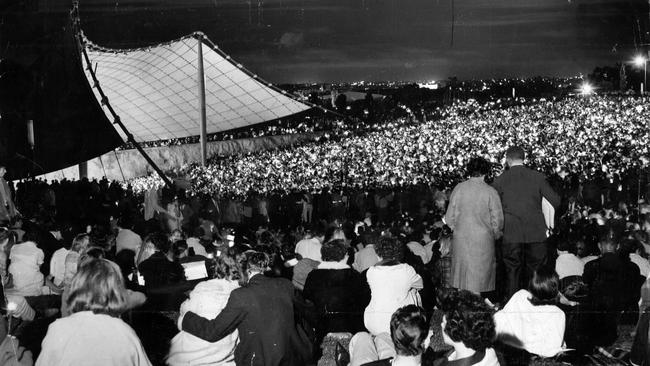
[
  {"xmin": 492, "ymin": 146, "xmax": 561, "ymax": 299},
  {"xmin": 182, "ymin": 251, "xmax": 309, "ymax": 366},
  {"xmin": 0, "ymin": 166, "xmax": 16, "ymax": 223}
]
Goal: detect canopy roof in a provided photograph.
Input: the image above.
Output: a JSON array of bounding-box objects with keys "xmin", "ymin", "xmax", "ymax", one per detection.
[{"xmin": 81, "ymin": 32, "xmax": 311, "ymax": 143}]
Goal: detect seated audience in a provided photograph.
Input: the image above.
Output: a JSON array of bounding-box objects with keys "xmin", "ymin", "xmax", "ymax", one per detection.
[
  {"xmin": 62, "ymin": 233, "xmax": 90, "ymax": 288},
  {"xmin": 583, "ymin": 231, "xmax": 643, "ymax": 344},
  {"xmin": 186, "ymin": 227, "xmax": 209, "ymax": 257},
  {"xmin": 303, "ymin": 239, "xmax": 371, "ymax": 354},
  {"xmin": 48, "ymin": 237, "xmax": 70, "ymax": 287},
  {"xmin": 494, "ymin": 266, "xmax": 566, "ymax": 357},
  {"xmin": 353, "ymin": 231, "xmax": 381, "ymax": 273},
  {"xmin": 169, "ymin": 229, "xmax": 184, "ymax": 245},
  {"xmin": 295, "ymin": 227, "xmax": 325, "ymax": 262},
  {"xmin": 350, "ymin": 305, "xmax": 430, "ymax": 366},
  {"xmin": 8, "ymin": 231, "xmax": 46, "ymax": 296},
  {"xmin": 36, "ymin": 258, "xmax": 152, "ymax": 365},
  {"xmin": 623, "ymin": 238, "xmax": 650, "ymax": 278},
  {"xmin": 576, "ymin": 239, "xmax": 599, "ymax": 264},
  {"xmin": 115, "ymin": 216, "xmax": 142, "ymax": 254},
  {"xmin": 291, "ymin": 257, "xmax": 320, "ymax": 291},
  {"xmin": 167, "ymin": 255, "xmax": 241, "ymax": 366},
  {"xmin": 181, "ymin": 251, "xmax": 310, "ymax": 365},
  {"xmin": 434, "ymin": 288, "xmax": 499, "ymax": 366},
  {"xmin": 138, "ymin": 233, "xmax": 185, "ymax": 289},
  {"xmin": 554, "ymin": 238, "xmax": 584, "ymax": 287},
  {"xmin": 365, "ymin": 237, "xmax": 423, "ymax": 336}
]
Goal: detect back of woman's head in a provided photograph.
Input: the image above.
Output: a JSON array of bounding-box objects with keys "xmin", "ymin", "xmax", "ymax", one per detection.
[
  {"xmin": 22, "ymin": 230, "xmax": 39, "ymax": 244},
  {"xmin": 375, "ymin": 236, "xmax": 404, "ymax": 262},
  {"xmin": 65, "ymin": 258, "xmax": 128, "ymax": 317},
  {"xmin": 528, "ymin": 266, "xmax": 560, "ymax": 306},
  {"xmin": 71, "ymin": 233, "xmax": 90, "ymax": 253},
  {"xmin": 390, "ymin": 305, "xmax": 429, "ymax": 356},
  {"xmin": 320, "ymin": 239, "xmax": 348, "ymax": 262},
  {"xmin": 89, "ymin": 225, "xmax": 110, "ymax": 249},
  {"xmin": 172, "ymin": 240, "xmax": 188, "ymax": 259},
  {"xmin": 619, "ymin": 238, "xmax": 644, "ymax": 257},
  {"xmin": 257, "ymin": 230, "xmax": 275, "ymax": 246},
  {"xmin": 145, "ymin": 232, "xmax": 170, "ymax": 253},
  {"xmin": 324, "ymin": 227, "xmax": 346, "ymax": 244},
  {"xmin": 212, "ymin": 255, "xmax": 243, "ymax": 283},
  {"xmin": 437, "ymin": 288, "xmax": 496, "ymax": 351},
  {"xmin": 240, "ymin": 251, "xmax": 269, "ymax": 275},
  {"xmin": 79, "ymin": 246, "xmax": 106, "ymax": 265},
  {"xmin": 466, "ymin": 157, "xmax": 491, "ymax": 177}
]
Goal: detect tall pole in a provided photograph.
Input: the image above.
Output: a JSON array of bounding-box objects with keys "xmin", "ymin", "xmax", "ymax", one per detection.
[
  {"xmin": 641, "ymin": 58, "xmax": 648, "ymax": 95},
  {"xmin": 71, "ymin": 2, "xmax": 173, "ymax": 188},
  {"xmin": 197, "ymin": 34, "xmax": 208, "ymax": 166}
]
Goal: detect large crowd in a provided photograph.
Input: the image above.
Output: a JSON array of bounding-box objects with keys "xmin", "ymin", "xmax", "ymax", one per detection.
[
  {"xmin": 1, "ymin": 93, "xmax": 650, "ymax": 366},
  {"xmin": 127, "ymin": 95, "xmax": 649, "ymax": 198}
]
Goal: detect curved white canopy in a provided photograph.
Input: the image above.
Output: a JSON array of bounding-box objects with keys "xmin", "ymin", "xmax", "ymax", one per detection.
[{"xmin": 82, "ymin": 32, "xmax": 311, "ymax": 143}]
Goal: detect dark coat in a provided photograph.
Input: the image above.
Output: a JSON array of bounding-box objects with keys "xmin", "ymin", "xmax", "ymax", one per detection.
[
  {"xmin": 182, "ymin": 274, "xmax": 308, "ymax": 366},
  {"xmin": 302, "ymin": 268, "xmax": 370, "ymax": 337},
  {"xmin": 138, "ymin": 252, "xmax": 185, "ymax": 289},
  {"xmin": 583, "ymin": 252, "xmax": 642, "ymax": 311},
  {"xmin": 581, "ymin": 252, "xmax": 642, "ymax": 346},
  {"xmin": 492, "ymin": 165, "xmax": 561, "ymax": 243}
]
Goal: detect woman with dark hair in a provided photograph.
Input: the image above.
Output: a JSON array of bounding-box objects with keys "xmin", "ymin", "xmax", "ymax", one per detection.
[
  {"xmin": 350, "ymin": 305, "xmax": 431, "ymax": 366},
  {"xmin": 36, "ymin": 258, "xmax": 151, "ymax": 365},
  {"xmin": 364, "ymin": 237, "xmax": 423, "ymax": 336},
  {"xmin": 167, "ymin": 255, "xmax": 242, "ymax": 366},
  {"xmin": 444, "ymin": 157, "xmax": 503, "ymax": 294},
  {"xmin": 494, "ymin": 266, "xmax": 566, "ymax": 357},
  {"xmin": 435, "ymin": 288, "xmax": 499, "ymax": 366}
]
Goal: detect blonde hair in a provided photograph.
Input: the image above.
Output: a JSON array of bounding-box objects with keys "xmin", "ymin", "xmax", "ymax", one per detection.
[
  {"xmin": 70, "ymin": 233, "xmax": 90, "ymax": 253},
  {"xmin": 65, "ymin": 258, "xmax": 128, "ymax": 317}
]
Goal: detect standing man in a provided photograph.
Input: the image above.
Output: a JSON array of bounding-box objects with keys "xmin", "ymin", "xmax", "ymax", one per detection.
[
  {"xmin": 492, "ymin": 146, "xmax": 560, "ymax": 299},
  {"xmin": 0, "ymin": 166, "xmax": 16, "ymax": 223}
]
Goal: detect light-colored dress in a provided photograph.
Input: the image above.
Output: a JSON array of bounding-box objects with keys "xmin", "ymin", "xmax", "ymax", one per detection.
[
  {"xmin": 167, "ymin": 278, "xmax": 240, "ymax": 366},
  {"xmin": 494, "ymin": 289, "xmax": 565, "ymax": 357},
  {"xmin": 49, "ymin": 247, "xmax": 69, "ymax": 286},
  {"xmin": 364, "ymin": 263, "xmax": 422, "ymax": 335},
  {"xmin": 444, "ymin": 177, "xmax": 503, "ymax": 292},
  {"xmin": 63, "ymin": 251, "xmax": 81, "ymax": 288},
  {"xmin": 36, "ymin": 311, "xmax": 152, "ymax": 366},
  {"xmin": 8, "ymin": 241, "xmax": 45, "ymax": 296}
]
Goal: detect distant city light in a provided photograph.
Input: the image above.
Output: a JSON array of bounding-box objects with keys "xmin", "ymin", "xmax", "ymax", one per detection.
[
  {"xmin": 579, "ymin": 82, "xmax": 594, "ymax": 95},
  {"xmin": 417, "ymin": 82, "xmax": 439, "ymax": 90},
  {"xmin": 634, "ymin": 55, "xmax": 647, "ymax": 67}
]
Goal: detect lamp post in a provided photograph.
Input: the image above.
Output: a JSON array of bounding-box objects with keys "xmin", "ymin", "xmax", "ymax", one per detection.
[{"xmin": 634, "ymin": 55, "xmax": 647, "ymax": 94}]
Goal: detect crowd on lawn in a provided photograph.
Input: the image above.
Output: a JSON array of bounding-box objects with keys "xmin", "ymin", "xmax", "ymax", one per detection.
[
  {"xmin": 126, "ymin": 95, "xmax": 649, "ymax": 199},
  {"xmin": 0, "ymin": 95, "xmax": 650, "ymax": 366}
]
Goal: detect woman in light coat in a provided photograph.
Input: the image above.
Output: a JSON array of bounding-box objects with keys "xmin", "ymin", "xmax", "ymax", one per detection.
[{"xmin": 445, "ymin": 157, "xmax": 503, "ymax": 293}]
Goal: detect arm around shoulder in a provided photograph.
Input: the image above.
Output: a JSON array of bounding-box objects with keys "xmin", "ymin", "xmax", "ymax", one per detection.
[{"xmin": 182, "ymin": 292, "xmax": 246, "ymax": 342}]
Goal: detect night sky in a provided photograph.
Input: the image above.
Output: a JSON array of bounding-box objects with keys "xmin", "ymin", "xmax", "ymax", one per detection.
[
  {"xmin": 0, "ymin": 0, "xmax": 647, "ymax": 175},
  {"xmin": 74, "ymin": 0, "xmax": 649, "ymax": 83}
]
